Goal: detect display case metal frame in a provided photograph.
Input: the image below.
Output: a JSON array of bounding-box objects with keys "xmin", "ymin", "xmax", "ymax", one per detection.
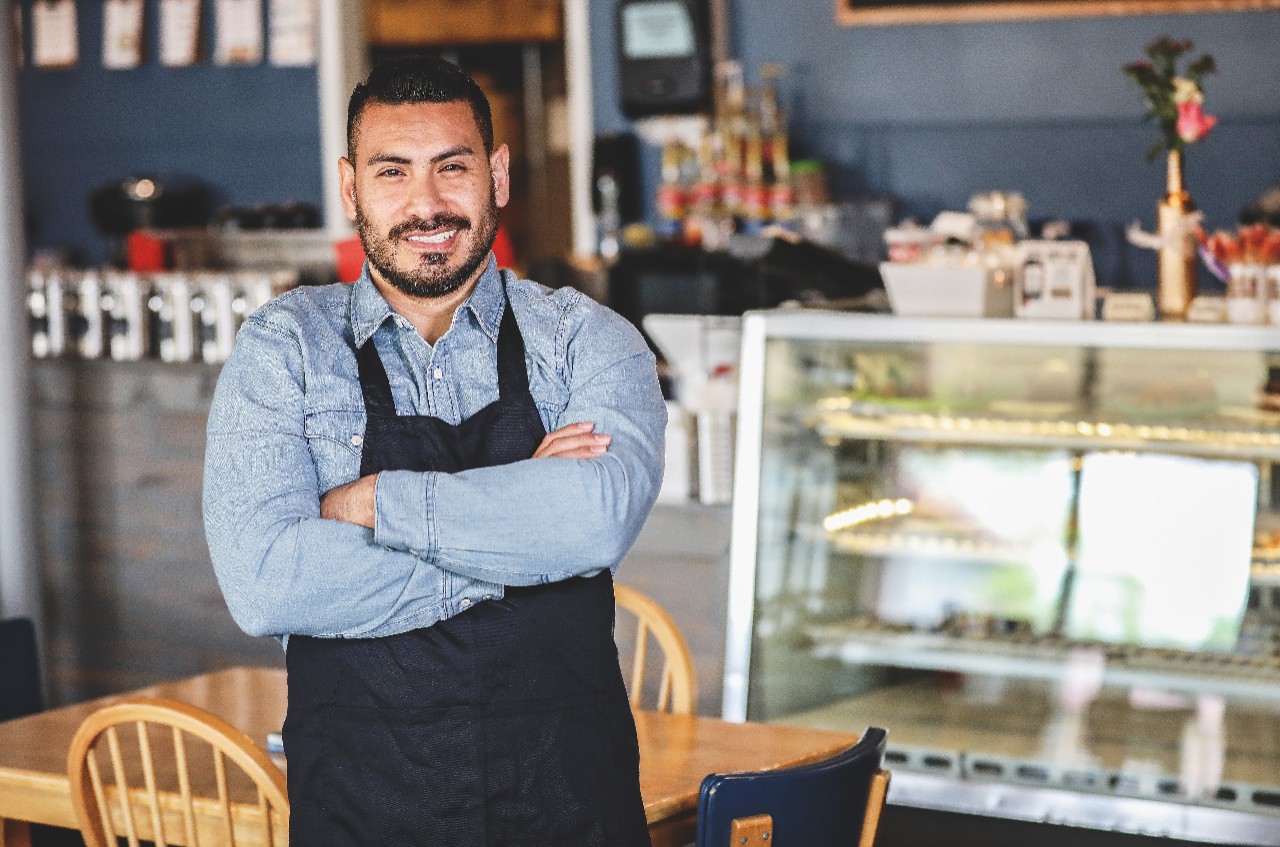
[{"xmin": 723, "ymin": 310, "xmax": 1280, "ymax": 844}]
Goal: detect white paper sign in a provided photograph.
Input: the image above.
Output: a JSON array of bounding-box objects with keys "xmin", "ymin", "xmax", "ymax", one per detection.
[
  {"xmin": 160, "ymin": 0, "xmax": 200, "ymax": 66},
  {"xmin": 216, "ymin": 0, "xmax": 262, "ymax": 65},
  {"xmin": 103, "ymin": 0, "xmax": 144, "ymax": 69},
  {"xmin": 32, "ymin": 0, "xmax": 78, "ymax": 68},
  {"xmin": 269, "ymin": 0, "xmax": 314, "ymax": 67}
]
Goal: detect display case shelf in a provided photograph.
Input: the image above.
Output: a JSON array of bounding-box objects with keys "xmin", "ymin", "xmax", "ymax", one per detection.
[
  {"xmin": 810, "ymin": 407, "xmax": 1280, "ymax": 462},
  {"xmin": 802, "ymin": 620, "xmax": 1280, "ymax": 703}
]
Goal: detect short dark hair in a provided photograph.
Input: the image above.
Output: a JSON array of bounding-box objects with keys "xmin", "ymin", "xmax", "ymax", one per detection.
[{"xmin": 347, "ymin": 56, "xmax": 494, "ymax": 158}]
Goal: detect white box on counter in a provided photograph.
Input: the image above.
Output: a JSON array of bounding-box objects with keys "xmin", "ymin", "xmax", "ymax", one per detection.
[{"xmin": 878, "ymin": 262, "xmax": 1014, "ymax": 318}]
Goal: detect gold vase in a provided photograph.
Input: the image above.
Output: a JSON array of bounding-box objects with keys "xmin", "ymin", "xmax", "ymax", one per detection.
[{"xmin": 1157, "ymin": 148, "xmax": 1198, "ymax": 320}]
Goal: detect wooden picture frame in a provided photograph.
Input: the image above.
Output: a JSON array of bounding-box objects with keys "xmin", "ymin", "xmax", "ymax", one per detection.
[{"xmin": 836, "ymin": 0, "xmax": 1280, "ymax": 27}]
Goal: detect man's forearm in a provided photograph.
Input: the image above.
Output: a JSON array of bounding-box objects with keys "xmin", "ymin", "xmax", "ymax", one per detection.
[
  {"xmin": 320, "ymin": 473, "xmax": 379, "ymax": 528},
  {"xmin": 373, "ymin": 447, "xmax": 661, "ymax": 586},
  {"xmin": 206, "ymin": 506, "xmax": 457, "ymax": 638}
]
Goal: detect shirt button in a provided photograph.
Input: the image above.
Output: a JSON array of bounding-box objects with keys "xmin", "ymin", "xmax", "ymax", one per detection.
[
  {"xmin": 350, "ymin": 434, "xmax": 363, "ymax": 447},
  {"xmin": 460, "ymin": 598, "xmax": 472, "ymax": 609},
  {"xmin": 483, "ymin": 594, "xmax": 494, "ymax": 601},
  {"xmin": 433, "ymin": 367, "xmax": 443, "ymax": 380}
]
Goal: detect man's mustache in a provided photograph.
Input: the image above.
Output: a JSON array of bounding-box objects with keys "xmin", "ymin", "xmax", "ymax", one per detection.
[{"xmin": 389, "ymin": 214, "xmax": 471, "ymax": 240}]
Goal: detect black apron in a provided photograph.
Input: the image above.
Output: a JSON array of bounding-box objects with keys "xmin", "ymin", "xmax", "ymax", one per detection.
[{"xmin": 283, "ymin": 294, "xmax": 651, "ymax": 847}]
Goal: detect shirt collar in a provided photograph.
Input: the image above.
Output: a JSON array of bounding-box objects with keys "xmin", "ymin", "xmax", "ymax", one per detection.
[{"xmin": 349, "ymin": 254, "xmax": 503, "ymax": 348}]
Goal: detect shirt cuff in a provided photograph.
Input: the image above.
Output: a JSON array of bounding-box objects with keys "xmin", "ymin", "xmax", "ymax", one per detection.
[{"xmin": 373, "ymin": 469, "xmax": 437, "ymax": 557}]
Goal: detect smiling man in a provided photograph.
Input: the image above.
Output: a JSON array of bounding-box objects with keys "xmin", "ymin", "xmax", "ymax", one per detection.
[{"xmin": 203, "ymin": 56, "xmax": 664, "ymax": 846}]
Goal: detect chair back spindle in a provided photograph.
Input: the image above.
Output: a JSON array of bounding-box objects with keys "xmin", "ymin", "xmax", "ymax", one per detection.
[
  {"xmin": 615, "ymin": 583, "xmax": 698, "ymax": 714},
  {"xmin": 68, "ymin": 697, "xmax": 289, "ymax": 847}
]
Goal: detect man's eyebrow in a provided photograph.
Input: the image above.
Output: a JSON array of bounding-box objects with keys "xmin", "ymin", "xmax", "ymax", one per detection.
[
  {"xmin": 430, "ymin": 145, "xmax": 476, "ymax": 164},
  {"xmin": 364, "ymin": 146, "xmax": 477, "ymax": 168},
  {"xmin": 365, "ymin": 153, "xmax": 411, "ymax": 167}
]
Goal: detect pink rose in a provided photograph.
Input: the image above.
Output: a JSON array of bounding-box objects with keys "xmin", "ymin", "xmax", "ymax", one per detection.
[{"xmin": 1177, "ymin": 101, "xmax": 1218, "ymax": 143}]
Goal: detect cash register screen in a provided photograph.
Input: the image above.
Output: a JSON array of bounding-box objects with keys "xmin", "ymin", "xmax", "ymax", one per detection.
[
  {"xmin": 1066, "ymin": 452, "xmax": 1257, "ymax": 651},
  {"xmin": 621, "ymin": 1, "xmax": 696, "ymax": 59}
]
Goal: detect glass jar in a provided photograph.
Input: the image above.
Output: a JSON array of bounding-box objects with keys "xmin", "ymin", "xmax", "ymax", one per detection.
[
  {"xmin": 1226, "ymin": 263, "xmax": 1265, "ymax": 325},
  {"xmin": 1268, "ymin": 265, "xmax": 1280, "ymax": 325}
]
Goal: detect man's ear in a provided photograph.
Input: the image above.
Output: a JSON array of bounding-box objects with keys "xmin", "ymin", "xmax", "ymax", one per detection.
[
  {"xmin": 339, "ymin": 157, "xmax": 358, "ymax": 223},
  {"xmin": 490, "ymin": 144, "xmax": 511, "ymax": 210}
]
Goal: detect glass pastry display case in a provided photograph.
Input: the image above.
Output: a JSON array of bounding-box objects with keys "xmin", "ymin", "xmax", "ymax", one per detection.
[{"xmin": 723, "ymin": 312, "xmax": 1280, "ymax": 844}]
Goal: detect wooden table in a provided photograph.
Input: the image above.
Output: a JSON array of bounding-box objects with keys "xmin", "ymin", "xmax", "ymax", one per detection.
[{"xmin": 0, "ymin": 666, "xmax": 857, "ymax": 847}]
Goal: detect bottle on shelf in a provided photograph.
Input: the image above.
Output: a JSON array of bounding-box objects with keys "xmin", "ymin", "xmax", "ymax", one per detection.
[
  {"xmin": 739, "ymin": 105, "xmax": 768, "ymax": 235},
  {"xmin": 655, "ymin": 138, "xmax": 688, "ymax": 242},
  {"xmin": 760, "ymin": 63, "xmax": 795, "ymax": 232}
]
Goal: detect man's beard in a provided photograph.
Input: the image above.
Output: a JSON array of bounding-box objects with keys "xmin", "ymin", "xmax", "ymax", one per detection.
[{"xmin": 355, "ymin": 193, "xmax": 500, "ymax": 299}]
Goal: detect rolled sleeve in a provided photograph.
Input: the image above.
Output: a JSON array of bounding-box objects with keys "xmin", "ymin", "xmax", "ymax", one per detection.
[{"xmin": 374, "ymin": 469, "xmax": 438, "ymax": 557}]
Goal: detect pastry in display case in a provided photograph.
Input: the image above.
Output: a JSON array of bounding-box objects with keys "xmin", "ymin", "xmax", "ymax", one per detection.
[{"xmin": 724, "ymin": 313, "xmax": 1280, "ymax": 844}]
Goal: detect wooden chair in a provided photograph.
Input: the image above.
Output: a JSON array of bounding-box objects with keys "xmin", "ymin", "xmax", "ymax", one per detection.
[
  {"xmin": 695, "ymin": 726, "xmax": 890, "ymax": 847},
  {"xmin": 67, "ymin": 696, "xmax": 289, "ymax": 847},
  {"xmin": 614, "ymin": 582, "xmax": 698, "ymax": 714}
]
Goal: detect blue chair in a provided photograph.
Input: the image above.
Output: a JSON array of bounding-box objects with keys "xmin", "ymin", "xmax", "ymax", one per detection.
[
  {"xmin": 0, "ymin": 617, "xmax": 44, "ymax": 721},
  {"xmin": 695, "ymin": 726, "xmax": 890, "ymax": 847}
]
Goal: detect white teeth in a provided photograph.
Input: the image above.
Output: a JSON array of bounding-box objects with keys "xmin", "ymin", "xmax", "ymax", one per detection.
[{"xmin": 407, "ymin": 230, "xmax": 457, "ymax": 244}]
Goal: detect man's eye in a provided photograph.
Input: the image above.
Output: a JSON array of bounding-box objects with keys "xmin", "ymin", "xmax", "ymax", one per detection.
[
  {"xmin": 440, "ymin": 163, "xmax": 465, "ymax": 173},
  {"xmin": 377, "ymin": 168, "xmax": 405, "ymax": 178}
]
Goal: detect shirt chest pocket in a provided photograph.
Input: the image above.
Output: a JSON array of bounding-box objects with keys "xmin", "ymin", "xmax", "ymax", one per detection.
[
  {"xmin": 303, "ymin": 409, "xmax": 365, "ymax": 493},
  {"xmin": 528, "ymin": 366, "xmax": 570, "ymax": 430}
]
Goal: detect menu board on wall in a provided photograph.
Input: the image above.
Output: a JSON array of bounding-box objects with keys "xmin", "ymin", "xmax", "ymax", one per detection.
[
  {"xmin": 215, "ymin": 0, "xmax": 263, "ymax": 65},
  {"xmin": 269, "ymin": 0, "xmax": 315, "ymax": 66},
  {"xmin": 32, "ymin": 0, "xmax": 77, "ymax": 68},
  {"xmin": 159, "ymin": 0, "xmax": 200, "ymax": 66},
  {"xmin": 102, "ymin": 0, "xmax": 144, "ymax": 69}
]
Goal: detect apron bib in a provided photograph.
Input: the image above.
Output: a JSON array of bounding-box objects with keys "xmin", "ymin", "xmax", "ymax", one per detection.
[{"xmin": 283, "ymin": 292, "xmax": 650, "ymax": 847}]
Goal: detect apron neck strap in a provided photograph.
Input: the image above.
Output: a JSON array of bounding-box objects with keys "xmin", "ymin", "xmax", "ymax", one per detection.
[{"xmin": 356, "ymin": 278, "xmax": 530, "ymax": 415}]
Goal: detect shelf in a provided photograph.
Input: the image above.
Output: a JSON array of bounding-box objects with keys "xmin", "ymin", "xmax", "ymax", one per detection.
[
  {"xmin": 823, "ymin": 527, "xmax": 1040, "ymax": 565},
  {"xmin": 803, "ymin": 620, "xmax": 1280, "ymax": 704},
  {"xmin": 820, "ymin": 525, "xmax": 1280, "ymax": 585},
  {"xmin": 804, "ymin": 404, "xmax": 1280, "ymax": 461}
]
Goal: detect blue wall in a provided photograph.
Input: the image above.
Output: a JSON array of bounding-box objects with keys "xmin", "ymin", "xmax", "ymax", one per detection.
[
  {"xmin": 17, "ymin": 0, "xmax": 323, "ymax": 265},
  {"xmin": 591, "ymin": 3, "xmax": 1280, "ymax": 289}
]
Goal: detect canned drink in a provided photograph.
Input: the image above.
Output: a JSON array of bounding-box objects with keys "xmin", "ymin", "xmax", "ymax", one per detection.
[
  {"xmin": 104, "ymin": 272, "xmax": 149, "ymax": 361},
  {"xmin": 191, "ymin": 273, "xmax": 236, "ymax": 364},
  {"xmin": 148, "ymin": 274, "xmax": 196, "ymax": 363},
  {"xmin": 45, "ymin": 270, "xmax": 68, "ymax": 357},
  {"xmin": 209, "ymin": 274, "xmax": 237, "ymax": 363},
  {"xmin": 238, "ymin": 272, "xmax": 275, "ymax": 317},
  {"xmin": 27, "ymin": 269, "xmax": 50, "ymax": 358},
  {"xmin": 76, "ymin": 271, "xmax": 106, "ymax": 359}
]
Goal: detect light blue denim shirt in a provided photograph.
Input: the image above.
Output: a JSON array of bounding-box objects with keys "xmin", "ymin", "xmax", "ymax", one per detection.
[{"xmin": 203, "ymin": 257, "xmax": 666, "ymax": 641}]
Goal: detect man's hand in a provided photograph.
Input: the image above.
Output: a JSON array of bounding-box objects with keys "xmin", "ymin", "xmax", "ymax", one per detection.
[
  {"xmin": 534, "ymin": 421, "xmax": 612, "ymax": 459},
  {"xmin": 320, "ymin": 473, "xmax": 379, "ymax": 528}
]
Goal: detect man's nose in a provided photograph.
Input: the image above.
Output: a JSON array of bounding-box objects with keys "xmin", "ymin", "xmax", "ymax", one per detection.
[{"xmin": 404, "ymin": 175, "xmax": 445, "ymax": 218}]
